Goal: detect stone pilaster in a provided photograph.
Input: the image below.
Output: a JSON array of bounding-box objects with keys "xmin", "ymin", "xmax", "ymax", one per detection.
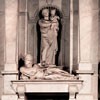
[
  {"xmin": 77, "ymin": 0, "xmax": 99, "ymax": 100},
  {"xmin": 2, "ymin": 1, "xmax": 18, "ymax": 100},
  {"xmin": 4, "ymin": 0, "xmax": 18, "ymax": 71}
]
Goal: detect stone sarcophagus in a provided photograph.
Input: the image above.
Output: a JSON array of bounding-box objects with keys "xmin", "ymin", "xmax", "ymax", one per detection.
[{"xmin": 11, "ymin": 80, "xmax": 83, "ymax": 100}]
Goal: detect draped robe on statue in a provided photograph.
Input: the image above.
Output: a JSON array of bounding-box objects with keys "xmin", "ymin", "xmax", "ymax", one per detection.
[{"xmin": 39, "ymin": 18, "xmax": 59, "ymax": 65}]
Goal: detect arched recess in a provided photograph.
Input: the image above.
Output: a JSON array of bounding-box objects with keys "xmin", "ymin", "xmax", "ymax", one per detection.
[
  {"xmin": 27, "ymin": 6, "xmax": 70, "ymax": 69},
  {"xmin": 18, "ymin": 0, "xmax": 72, "ymax": 70}
]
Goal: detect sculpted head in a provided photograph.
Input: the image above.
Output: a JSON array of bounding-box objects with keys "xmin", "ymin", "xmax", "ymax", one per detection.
[
  {"xmin": 42, "ymin": 8, "xmax": 49, "ymax": 17},
  {"xmin": 51, "ymin": 8, "xmax": 56, "ymax": 16},
  {"xmin": 25, "ymin": 54, "xmax": 33, "ymax": 68}
]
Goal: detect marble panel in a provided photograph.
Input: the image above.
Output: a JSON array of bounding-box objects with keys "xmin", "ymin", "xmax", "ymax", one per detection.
[
  {"xmin": 77, "ymin": 94, "xmax": 93, "ymax": 100},
  {"xmin": 79, "ymin": 74, "xmax": 92, "ymax": 94},
  {"xmin": 61, "ymin": 17, "xmax": 70, "ymax": 66},
  {"xmin": 73, "ymin": 13, "xmax": 79, "ymax": 68},
  {"xmin": 5, "ymin": 0, "xmax": 18, "ymax": 65},
  {"xmin": 0, "ymin": 14, "xmax": 5, "ymax": 67},
  {"xmin": 62, "ymin": 0, "xmax": 70, "ymax": 17},
  {"xmin": 0, "ymin": 0, "xmax": 5, "ymax": 12},
  {"xmin": 79, "ymin": 0, "xmax": 99, "ymax": 12},
  {"xmin": 18, "ymin": 16, "xmax": 25, "ymax": 56},
  {"xmin": 0, "ymin": 75, "xmax": 3, "ymax": 99},
  {"xmin": 39, "ymin": 0, "xmax": 62, "ymax": 10},
  {"xmin": 80, "ymin": 12, "xmax": 98, "ymax": 34},
  {"xmin": 19, "ymin": 0, "xmax": 26, "ymax": 12},
  {"xmin": 2, "ymin": 95, "xmax": 17, "ymax": 100},
  {"xmin": 27, "ymin": 23, "xmax": 37, "ymax": 63},
  {"xmin": 4, "ymin": 75, "xmax": 17, "ymax": 94},
  {"xmin": 98, "ymin": 15, "xmax": 100, "ymax": 62},
  {"xmin": 28, "ymin": 0, "xmax": 39, "ymax": 19},
  {"xmin": 79, "ymin": 11, "xmax": 98, "ymax": 62}
]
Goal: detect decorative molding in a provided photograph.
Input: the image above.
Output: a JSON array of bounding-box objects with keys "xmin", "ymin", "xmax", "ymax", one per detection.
[
  {"xmin": 76, "ymin": 70, "xmax": 94, "ymax": 74},
  {"xmin": 19, "ymin": 12, "xmax": 26, "ymax": 16},
  {"xmin": 1, "ymin": 71, "xmax": 18, "ymax": 75}
]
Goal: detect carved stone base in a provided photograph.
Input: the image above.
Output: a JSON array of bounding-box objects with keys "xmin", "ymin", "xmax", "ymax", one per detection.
[{"xmin": 11, "ymin": 80, "xmax": 83, "ymax": 100}]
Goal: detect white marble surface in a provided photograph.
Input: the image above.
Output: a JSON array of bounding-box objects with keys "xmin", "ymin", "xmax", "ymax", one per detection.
[
  {"xmin": 0, "ymin": 0, "xmax": 99, "ymax": 100},
  {"xmin": 77, "ymin": 94, "xmax": 93, "ymax": 100},
  {"xmin": 79, "ymin": 0, "xmax": 99, "ymax": 12},
  {"xmin": 11, "ymin": 80, "xmax": 83, "ymax": 93},
  {"xmin": 5, "ymin": 0, "xmax": 18, "ymax": 71},
  {"xmin": 2, "ymin": 95, "xmax": 17, "ymax": 100},
  {"xmin": 39, "ymin": 0, "xmax": 62, "ymax": 10},
  {"xmin": 78, "ymin": 1, "xmax": 99, "ymax": 100},
  {"xmin": 79, "ymin": 12, "xmax": 98, "ymax": 62},
  {"xmin": 3, "ymin": 75, "xmax": 17, "ymax": 94},
  {"xmin": 18, "ymin": 16, "xmax": 25, "ymax": 56},
  {"xmin": 2, "ymin": 0, "xmax": 18, "ymax": 98}
]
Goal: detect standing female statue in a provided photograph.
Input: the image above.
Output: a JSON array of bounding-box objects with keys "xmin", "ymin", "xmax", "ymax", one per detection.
[{"xmin": 39, "ymin": 8, "xmax": 59, "ymax": 66}]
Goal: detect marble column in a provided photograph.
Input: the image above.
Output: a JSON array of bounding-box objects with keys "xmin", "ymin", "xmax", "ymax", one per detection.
[
  {"xmin": 2, "ymin": 0, "xmax": 18, "ymax": 100},
  {"xmin": 77, "ymin": 0, "xmax": 99, "ymax": 100}
]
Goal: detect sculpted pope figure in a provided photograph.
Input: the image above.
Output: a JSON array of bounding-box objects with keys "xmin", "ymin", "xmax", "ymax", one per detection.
[
  {"xmin": 39, "ymin": 8, "xmax": 59, "ymax": 66},
  {"xmin": 20, "ymin": 54, "xmax": 77, "ymax": 80}
]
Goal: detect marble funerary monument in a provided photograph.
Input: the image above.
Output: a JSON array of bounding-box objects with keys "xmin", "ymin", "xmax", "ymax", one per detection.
[{"xmin": 1, "ymin": 0, "xmax": 99, "ymax": 100}]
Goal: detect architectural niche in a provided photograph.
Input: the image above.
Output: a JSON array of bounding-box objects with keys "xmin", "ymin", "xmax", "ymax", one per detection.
[{"xmin": 1, "ymin": 0, "xmax": 99, "ymax": 100}]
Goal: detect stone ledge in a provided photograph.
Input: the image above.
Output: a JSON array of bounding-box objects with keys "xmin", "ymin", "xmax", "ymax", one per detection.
[
  {"xmin": 11, "ymin": 79, "xmax": 83, "ymax": 83},
  {"xmin": 1, "ymin": 71, "xmax": 18, "ymax": 75},
  {"xmin": 11, "ymin": 80, "xmax": 83, "ymax": 93},
  {"xmin": 76, "ymin": 70, "xmax": 94, "ymax": 74}
]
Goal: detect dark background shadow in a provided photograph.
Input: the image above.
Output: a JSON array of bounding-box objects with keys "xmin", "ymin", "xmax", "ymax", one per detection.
[
  {"xmin": 18, "ymin": 57, "xmax": 25, "ymax": 80},
  {"xmin": 98, "ymin": 62, "xmax": 100, "ymax": 100},
  {"xmin": 25, "ymin": 93, "xmax": 69, "ymax": 100}
]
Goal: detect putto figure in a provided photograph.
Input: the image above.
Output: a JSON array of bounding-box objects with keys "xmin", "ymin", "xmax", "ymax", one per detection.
[{"xmin": 39, "ymin": 8, "xmax": 59, "ymax": 66}]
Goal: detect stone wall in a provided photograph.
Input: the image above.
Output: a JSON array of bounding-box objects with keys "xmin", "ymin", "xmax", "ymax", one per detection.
[
  {"xmin": 0, "ymin": 0, "xmax": 5, "ymax": 99},
  {"xmin": 0, "ymin": 0, "xmax": 4, "ymax": 71},
  {"xmin": 98, "ymin": 0, "xmax": 100, "ymax": 99},
  {"xmin": 78, "ymin": 0, "xmax": 99, "ymax": 100},
  {"xmin": 0, "ymin": 0, "xmax": 99, "ymax": 100},
  {"xmin": 98, "ymin": 1, "xmax": 100, "ymax": 62}
]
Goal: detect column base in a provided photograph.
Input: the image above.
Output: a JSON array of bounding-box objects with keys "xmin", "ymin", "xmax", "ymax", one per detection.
[{"xmin": 2, "ymin": 95, "xmax": 18, "ymax": 100}]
